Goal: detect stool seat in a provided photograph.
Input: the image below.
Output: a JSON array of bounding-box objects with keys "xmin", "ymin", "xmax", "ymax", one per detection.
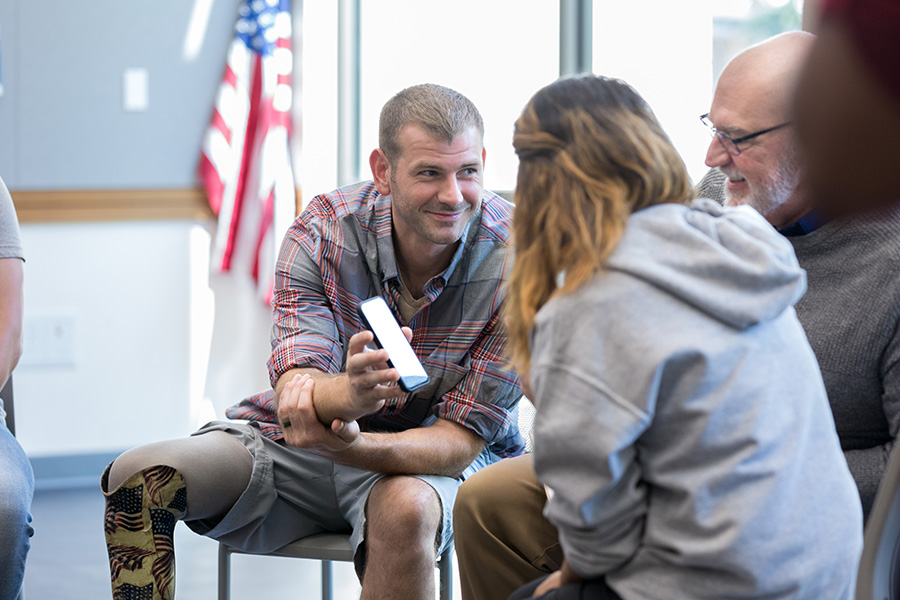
[
  {"xmin": 251, "ymin": 533, "xmax": 355, "ymax": 561},
  {"xmin": 218, "ymin": 533, "xmax": 453, "ymax": 600}
]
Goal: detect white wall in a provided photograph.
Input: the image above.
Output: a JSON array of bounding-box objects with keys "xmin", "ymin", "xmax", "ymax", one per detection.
[{"xmin": 14, "ymin": 220, "xmax": 271, "ymax": 459}]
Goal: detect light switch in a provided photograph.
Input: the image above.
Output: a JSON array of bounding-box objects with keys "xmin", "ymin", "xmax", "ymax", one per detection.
[
  {"xmin": 20, "ymin": 312, "xmax": 77, "ymax": 367},
  {"xmin": 123, "ymin": 68, "xmax": 149, "ymax": 112}
]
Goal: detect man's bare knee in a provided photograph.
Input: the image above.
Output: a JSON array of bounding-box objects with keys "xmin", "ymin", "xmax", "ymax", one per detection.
[{"xmin": 367, "ymin": 476, "xmax": 442, "ymax": 548}]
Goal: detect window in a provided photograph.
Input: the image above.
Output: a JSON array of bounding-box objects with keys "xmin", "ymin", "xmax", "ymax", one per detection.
[
  {"xmin": 298, "ymin": 0, "xmax": 804, "ymax": 200},
  {"xmin": 359, "ymin": 0, "xmax": 559, "ymax": 193},
  {"xmin": 591, "ymin": 0, "xmax": 803, "ymax": 183}
]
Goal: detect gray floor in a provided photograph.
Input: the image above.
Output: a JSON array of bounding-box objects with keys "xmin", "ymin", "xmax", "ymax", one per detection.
[{"xmin": 21, "ymin": 485, "xmax": 421, "ymax": 600}]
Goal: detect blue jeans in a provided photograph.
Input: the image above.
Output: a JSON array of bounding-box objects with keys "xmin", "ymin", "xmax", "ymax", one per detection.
[{"xmin": 0, "ymin": 424, "xmax": 34, "ymax": 599}]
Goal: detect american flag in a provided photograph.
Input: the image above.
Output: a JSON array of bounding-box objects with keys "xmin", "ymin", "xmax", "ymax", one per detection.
[{"xmin": 199, "ymin": 0, "xmax": 296, "ymax": 305}]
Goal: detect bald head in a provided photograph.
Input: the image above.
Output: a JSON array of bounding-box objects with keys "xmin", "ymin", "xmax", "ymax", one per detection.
[{"xmin": 716, "ymin": 31, "xmax": 816, "ymax": 124}]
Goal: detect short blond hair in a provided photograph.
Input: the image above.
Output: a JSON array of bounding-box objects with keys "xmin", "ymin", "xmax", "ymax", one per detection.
[{"xmin": 379, "ymin": 83, "xmax": 484, "ymax": 165}]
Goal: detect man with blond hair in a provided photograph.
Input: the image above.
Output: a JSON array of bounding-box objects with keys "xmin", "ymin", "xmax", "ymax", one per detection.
[{"xmin": 101, "ymin": 83, "xmax": 523, "ymax": 600}]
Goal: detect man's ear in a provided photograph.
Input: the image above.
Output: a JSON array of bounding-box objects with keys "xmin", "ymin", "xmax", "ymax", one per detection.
[
  {"xmin": 370, "ymin": 149, "xmax": 392, "ymax": 196},
  {"xmin": 482, "ymin": 146, "xmax": 487, "ymax": 169}
]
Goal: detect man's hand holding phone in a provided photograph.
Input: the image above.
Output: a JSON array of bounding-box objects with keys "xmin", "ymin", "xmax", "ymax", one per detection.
[
  {"xmin": 357, "ymin": 296, "xmax": 430, "ymax": 393},
  {"xmin": 344, "ymin": 327, "xmax": 414, "ymax": 416},
  {"xmin": 279, "ymin": 297, "xmax": 429, "ymax": 445}
]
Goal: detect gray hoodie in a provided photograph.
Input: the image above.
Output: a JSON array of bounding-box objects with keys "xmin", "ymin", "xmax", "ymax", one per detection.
[{"xmin": 530, "ymin": 199, "xmax": 863, "ymax": 600}]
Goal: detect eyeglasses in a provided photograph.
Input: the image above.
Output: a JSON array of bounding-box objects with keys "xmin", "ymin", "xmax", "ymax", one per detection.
[{"xmin": 700, "ymin": 113, "xmax": 792, "ymax": 156}]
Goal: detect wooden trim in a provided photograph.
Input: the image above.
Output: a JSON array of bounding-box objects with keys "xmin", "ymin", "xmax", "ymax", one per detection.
[{"xmin": 9, "ymin": 188, "xmax": 215, "ymax": 223}]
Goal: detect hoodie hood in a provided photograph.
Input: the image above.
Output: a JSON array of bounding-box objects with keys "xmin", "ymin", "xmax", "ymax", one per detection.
[{"xmin": 603, "ymin": 198, "xmax": 806, "ymax": 330}]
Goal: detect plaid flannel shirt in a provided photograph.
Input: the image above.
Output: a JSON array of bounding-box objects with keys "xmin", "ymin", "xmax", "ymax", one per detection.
[{"xmin": 226, "ymin": 180, "xmax": 525, "ymax": 457}]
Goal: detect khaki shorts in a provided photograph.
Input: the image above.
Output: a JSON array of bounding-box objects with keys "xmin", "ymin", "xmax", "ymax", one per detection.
[{"xmin": 185, "ymin": 420, "xmax": 497, "ymax": 576}]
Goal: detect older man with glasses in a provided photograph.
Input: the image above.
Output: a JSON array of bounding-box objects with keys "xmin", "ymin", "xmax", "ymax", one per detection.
[
  {"xmin": 699, "ymin": 31, "xmax": 900, "ymax": 522},
  {"xmin": 452, "ymin": 30, "xmax": 900, "ymax": 600},
  {"xmin": 700, "ymin": 33, "xmax": 812, "ymax": 230}
]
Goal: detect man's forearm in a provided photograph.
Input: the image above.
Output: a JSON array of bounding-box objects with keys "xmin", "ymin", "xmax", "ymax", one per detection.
[
  {"xmin": 0, "ymin": 325, "xmax": 22, "ymax": 389},
  {"xmin": 315, "ymin": 419, "xmax": 485, "ymax": 478},
  {"xmin": 0, "ymin": 258, "xmax": 24, "ymax": 387},
  {"xmin": 0, "ymin": 343, "xmax": 20, "ymax": 389},
  {"xmin": 274, "ymin": 367, "xmax": 355, "ymax": 425}
]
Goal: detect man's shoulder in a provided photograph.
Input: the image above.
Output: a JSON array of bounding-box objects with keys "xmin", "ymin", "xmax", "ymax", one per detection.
[
  {"xmin": 811, "ymin": 207, "xmax": 900, "ymax": 254},
  {"xmin": 790, "ymin": 207, "xmax": 900, "ymax": 286},
  {"xmin": 476, "ymin": 190, "xmax": 514, "ymax": 244},
  {"xmin": 303, "ymin": 180, "xmax": 380, "ymax": 223},
  {"xmin": 857, "ymin": 206, "xmax": 900, "ymax": 238}
]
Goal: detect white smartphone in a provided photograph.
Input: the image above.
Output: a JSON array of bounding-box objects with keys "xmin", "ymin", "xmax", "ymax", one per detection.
[{"xmin": 357, "ymin": 296, "xmax": 430, "ymax": 393}]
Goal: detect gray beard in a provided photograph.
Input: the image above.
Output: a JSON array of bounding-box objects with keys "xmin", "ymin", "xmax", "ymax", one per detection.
[{"xmin": 723, "ymin": 160, "xmax": 800, "ymax": 221}]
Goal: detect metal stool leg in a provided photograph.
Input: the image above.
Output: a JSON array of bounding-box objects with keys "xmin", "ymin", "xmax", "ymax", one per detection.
[
  {"xmin": 218, "ymin": 543, "xmax": 231, "ymax": 600},
  {"xmin": 438, "ymin": 546, "xmax": 452, "ymax": 600},
  {"xmin": 321, "ymin": 559, "xmax": 333, "ymax": 600}
]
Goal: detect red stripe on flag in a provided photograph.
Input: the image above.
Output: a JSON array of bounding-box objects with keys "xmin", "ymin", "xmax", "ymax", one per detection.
[
  {"xmin": 252, "ymin": 187, "xmax": 276, "ymax": 284},
  {"xmin": 212, "ymin": 108, "xmax": 232, "ymax": 145},
  {"xmin": 224, "ymin": 64, "xmax": 238, "ymax": 88},
  {"xmin": 220, "ymin": 54, "xmax": 264, "ymax": 272},
  {"xmin": 198, "ymin": 154, "xmax": 225, "ymax": 215}
]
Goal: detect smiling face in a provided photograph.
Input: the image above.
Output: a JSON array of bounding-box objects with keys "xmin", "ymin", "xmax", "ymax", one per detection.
[
  {"xmin": 703, "ymin": 110, "xmax": 802, "ymax": 224},
  {"xmin": 703, "ymin": 32, "xmax": 815, "ymax": 229},
  {"xmin": 371, "ymin": 123, "xmax": 485, "ymax": 260},
  {"xmin": 704, "ymin": 79, "xmax": 803, "ymax": 228}
]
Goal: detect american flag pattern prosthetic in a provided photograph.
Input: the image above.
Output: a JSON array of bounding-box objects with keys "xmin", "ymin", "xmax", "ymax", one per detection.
[
  {"xmin": 105, "ymin": 484, "xmax": 145, "ymax": 534},
  {"xmin": 107, "ymin": 544, "xmax": 154, "ymax": 581},
  {"xmin": 102, "ymin": 465, "xmax": 187, "ymax": 600},
  {"xmin": 113, "ymin": 583, "xmax": 155, "ymax": 600}
]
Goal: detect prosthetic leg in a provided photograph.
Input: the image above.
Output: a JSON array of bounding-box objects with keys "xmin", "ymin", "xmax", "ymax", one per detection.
[{"xmin": 101, "ymin": 463, "xmax": 187, "ymax": 600}]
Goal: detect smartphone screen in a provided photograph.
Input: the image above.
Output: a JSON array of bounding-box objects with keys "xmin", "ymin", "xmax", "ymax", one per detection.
[{"xmin": 358, "ymin": 296, "xmax": 430, "ymax": 393}]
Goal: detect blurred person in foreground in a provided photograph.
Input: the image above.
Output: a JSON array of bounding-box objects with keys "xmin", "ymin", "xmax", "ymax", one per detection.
[
  {"xmin": 457, "ymin": 73, "xmax": 863, "ymax": 600},
  {"xmin": 793, "ymin": 0, "xmax": 900, "ymax": 217}
]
